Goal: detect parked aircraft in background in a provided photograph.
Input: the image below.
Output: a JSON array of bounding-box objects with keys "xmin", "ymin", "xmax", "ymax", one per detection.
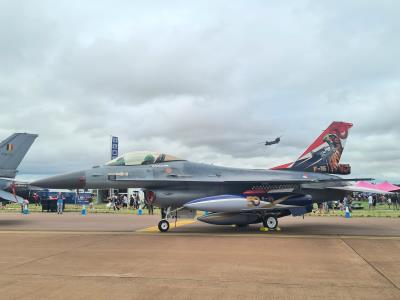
[
  {"xmin": 0, "ymin": 133, "xmax": 38, "ymax": 204},
  {"xmin": 32, "ymin": 121, "xmax": 383, "ymax": 232}
]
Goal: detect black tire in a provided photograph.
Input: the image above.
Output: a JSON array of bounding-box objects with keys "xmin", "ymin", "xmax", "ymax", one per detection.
[
  {"xmin": 158, "ymin": 220, "xmax": 170, "ymax": 232},
  {"xmin": 263, "ymin": 216, "xmax": 278, "ymax": 230}
]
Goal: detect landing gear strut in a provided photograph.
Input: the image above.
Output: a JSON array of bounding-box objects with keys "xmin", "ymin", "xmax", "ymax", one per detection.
[
  {"xmin": 263, "ymin": 215, "xmax": 278, "ymax": 230},
  {"xmin": 158, "ymin": 207, "xmax": 172, "ymax": 232}
]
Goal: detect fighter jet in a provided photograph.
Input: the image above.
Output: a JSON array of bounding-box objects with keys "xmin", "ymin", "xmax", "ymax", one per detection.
[
  {"xmin": 0, "ymin": 133, "xmax": 38, "ymax": 204},
  {"xmin": 32, "ymin": 122, "xmax": 379, "ymax": 232},
  {"xmin": 264, "ymin": 136, "xmax": 281, "ymax": 146}
]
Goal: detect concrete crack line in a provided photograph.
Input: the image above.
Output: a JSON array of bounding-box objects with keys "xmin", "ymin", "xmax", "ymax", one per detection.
[
  {"xmin": 134, "ymin": 232, "xmax": 400, "ymax": 240},
  {"xmin": 1, "ymin": 231, "xmax": 399, "ymax": 240},
  {"xmin": 341, "ymin": 238, "xmax": 399, "ymax": 290},
  {"xmin": 0, "ymin": 272, "xmax": 397, "ymax": 290}
]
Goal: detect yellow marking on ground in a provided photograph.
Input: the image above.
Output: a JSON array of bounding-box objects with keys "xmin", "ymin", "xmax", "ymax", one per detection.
[
  {"xmin": 259, "ymin": 227, "xmax": 282, "ymax": 232},
  {"xmin": 137, "ymin": 219, "xmax": 197, "ymax": 233}
]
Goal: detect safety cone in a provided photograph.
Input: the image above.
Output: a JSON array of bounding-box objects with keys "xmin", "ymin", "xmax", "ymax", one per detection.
[
  {"xmin": 81, "ymin": 205, "xmax": 87, "ymax": 215},
  {"xmin": 345, "ymin": 206, "xmax": 351, "ymax": 218}
]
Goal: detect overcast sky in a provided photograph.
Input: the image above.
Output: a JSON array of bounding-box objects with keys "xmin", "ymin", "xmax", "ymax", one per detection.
[{"xmin": 0, "ymin": 0, "xmax": 399, "ymax": 182}]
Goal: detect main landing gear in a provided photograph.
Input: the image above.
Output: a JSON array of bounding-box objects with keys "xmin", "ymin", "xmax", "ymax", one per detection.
[{"xmin": 262, "ymin": 215, "xmax": 278, "ymax": 230}]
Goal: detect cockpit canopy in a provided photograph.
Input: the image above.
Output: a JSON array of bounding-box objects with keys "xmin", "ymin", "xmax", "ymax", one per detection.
[{"xmin": 105, "ymin": 151, "xmax": 185, "ymax": 166}]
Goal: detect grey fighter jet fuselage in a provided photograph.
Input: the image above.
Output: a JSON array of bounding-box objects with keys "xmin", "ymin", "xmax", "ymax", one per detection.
[
  {"xmin": 32, "ymin": 159, "xmax": 345, "ymax": 208},
  {"xmin": 31, "ymin": 122, "xmax": 373, "ymax": 232},
  {"xmin": 32, "ymin": 151, "xmax": 359, "ymax": 233}
]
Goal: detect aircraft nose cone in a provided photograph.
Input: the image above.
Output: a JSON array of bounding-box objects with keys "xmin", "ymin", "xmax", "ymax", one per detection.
[{"xmin": 31, "ymin": 171, "xmax": 86, "ymax": 189}]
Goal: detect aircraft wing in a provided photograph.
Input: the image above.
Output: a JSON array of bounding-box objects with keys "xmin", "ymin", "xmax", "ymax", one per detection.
[
  {"xmin": 0, "ymin": 189, "xmax": 24, "ymax": 204},
  {"xmin": 111, "ymin": 176, "xmax": 371, "ymax": 189},
  {"xmin": 326, "ymin": 185, "xmax": 393, "ymax": 194},
  {"xmin": 222, "ymin": 178, "xmax": 371, "ymax": 184}
]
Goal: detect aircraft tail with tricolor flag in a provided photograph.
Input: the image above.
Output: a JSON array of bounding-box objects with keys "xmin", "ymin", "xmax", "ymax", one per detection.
[
  {"xmin": 271, "ymin": 122, "xmax": 353, "ymax": 175},
  {"xmin": 0, "ymin": 133, "xmax": 38, "ymax": 178}
]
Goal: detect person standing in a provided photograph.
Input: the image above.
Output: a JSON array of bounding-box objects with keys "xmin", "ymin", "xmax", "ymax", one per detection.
[
  {"xmin": 343, "ymin": 195, "xmax": 348, "ymax": 210},
  {"xmin": 372, "ymin": 195, "xmax": 377, "ymax": 209},
  {"xmin": 146, "ymin": 191, "xmax": 155, "ymax": 215},
  {"xmin": 129, "ymin": 194, "xmax": 135, "ymax": 209},
  {"xmin": 57, "ymin": 193, "xmax": 64, "ymax": 214},
  {"xmin": 106, "ymin": 197, "xmax": 112, "ymax": 210},
  {"xmin": 347, "ymin": 195, "xmax": 353, "ymax": 212},
  {"xmin": 387, "ymin": 195, "xmax": 392, "ymax": 209},
  {"xmin": 338, "ymin": 199, "xmax": 344, "ymax": 211},
  {"xmin": 139, "ymin": 194, "xmax": 145, "ymax": 210},
  {"xmin": 368, "ymin": 194, "xmax": 373, "ymax": 210},
  {"xmin": 394, "ymin": 193, "xmax": 399, "ymax": 210},
  {"xmin": 123, "ymin": 194, "xmax": 129, "ymax": 209},
  {"xmin": 33, "ymin": 193, "xmax": 40, "ymax": 207},
  {"xmin": 142, "ymin": 195, "xmax": 148, "ymax": 209},
  {"xmin": 112, "ymin": 195, "xmax": 119, "ymax": 211},
  {"xmin": 22, "ymin": 199, "xmax": 29, "ymax": 213},
  {"xmin": 134, "ymin": 193, "xmax": 140, "ymax": 209},
  {"xmin": 88, "ymin": 196, "xmax": 94, "ymax": 211}
]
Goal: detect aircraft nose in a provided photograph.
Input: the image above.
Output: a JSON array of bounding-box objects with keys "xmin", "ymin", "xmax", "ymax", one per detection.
[{"xmin": 31, "ymin": 171, "xmax": 86, "ymax": 189}]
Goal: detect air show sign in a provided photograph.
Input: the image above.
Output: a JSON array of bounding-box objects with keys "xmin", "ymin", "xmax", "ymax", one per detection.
[{"xmin": 111, "ymin": 136, "xmax": 118, "ymax": 159}]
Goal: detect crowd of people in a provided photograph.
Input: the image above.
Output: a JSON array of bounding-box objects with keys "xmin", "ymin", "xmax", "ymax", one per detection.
[
  {"xmin": 3, "ymin": 189, "xmax": 399, "ymax": 216},
  {"xmin": 366, "ymin": 193, "xmax": 399, "ymax": 210},
  {"xmin": 106, "ymin": 192, "xmax": 154, "ymax": 215},
  {"xmin": 1, "ymin": 190, "xmax": 157, "ymax": 215},
  {"xmin": 315, "ymin": 192, "xmax": 399, "ymax": 214}
]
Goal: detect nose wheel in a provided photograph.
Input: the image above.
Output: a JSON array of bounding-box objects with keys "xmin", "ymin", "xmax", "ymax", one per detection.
[
  {"xmin": 263, "ymin": 215, "xmax": 278, "ymax": 230},
  {"xmin": 158, "ymin": 219, "xmax": 170, "ymax": 232}
]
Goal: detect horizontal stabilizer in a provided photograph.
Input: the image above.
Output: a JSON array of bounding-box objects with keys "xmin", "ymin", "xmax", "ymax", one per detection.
[
  {"xmin": 0, "ymin": 189, "xmax": 24, "ymax": 203},
  {"xmin": 316, "ymin": 178, "xmax": 373, "ymax": 182}
]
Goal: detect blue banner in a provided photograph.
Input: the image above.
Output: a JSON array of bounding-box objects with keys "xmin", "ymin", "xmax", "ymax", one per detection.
[{"xmin": 111, "ymin": 136, "xmax": 118, "ymax": 159}]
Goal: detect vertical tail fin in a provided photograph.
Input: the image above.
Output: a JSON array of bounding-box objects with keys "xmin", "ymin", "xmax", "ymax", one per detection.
[
  {"xmin": 0, "ymin": 133, "xmax": 38, "ymax": 178},
  {"xmin": 271, "ymin": 122, "xmax": 353, "ymax": 174}
]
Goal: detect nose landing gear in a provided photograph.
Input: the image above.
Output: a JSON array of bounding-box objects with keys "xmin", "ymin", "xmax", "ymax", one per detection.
[
  {"xmin": 158, "ymin": 207, "xmax": 172, "ymax": 232},
  {"xmin": 158, "ymin": 219, "xmax": 170, "ymax": 232}
]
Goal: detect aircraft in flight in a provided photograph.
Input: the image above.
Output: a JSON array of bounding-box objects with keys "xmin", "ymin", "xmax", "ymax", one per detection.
[
  {"xmin": 263, "ymin": 136, "xmax": 282, "ymax": 146},
  {"xmin": 32, "ymin": 121, "xmax": 382, "ymax": 232},
  {"xmin": 0, "ymin": 133, "xmax": 38, "ymax": 204}
]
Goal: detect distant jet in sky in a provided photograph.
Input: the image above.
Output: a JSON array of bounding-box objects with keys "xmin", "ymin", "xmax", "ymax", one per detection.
[{"xmin": 264, "ymin": 136, "xmax": 282, "ymax": 146}]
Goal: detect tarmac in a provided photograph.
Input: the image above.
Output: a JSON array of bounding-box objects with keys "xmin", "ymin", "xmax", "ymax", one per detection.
[{"xmin": 0, "ymin": 213, "xmax": 399, "ymax": 299}]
